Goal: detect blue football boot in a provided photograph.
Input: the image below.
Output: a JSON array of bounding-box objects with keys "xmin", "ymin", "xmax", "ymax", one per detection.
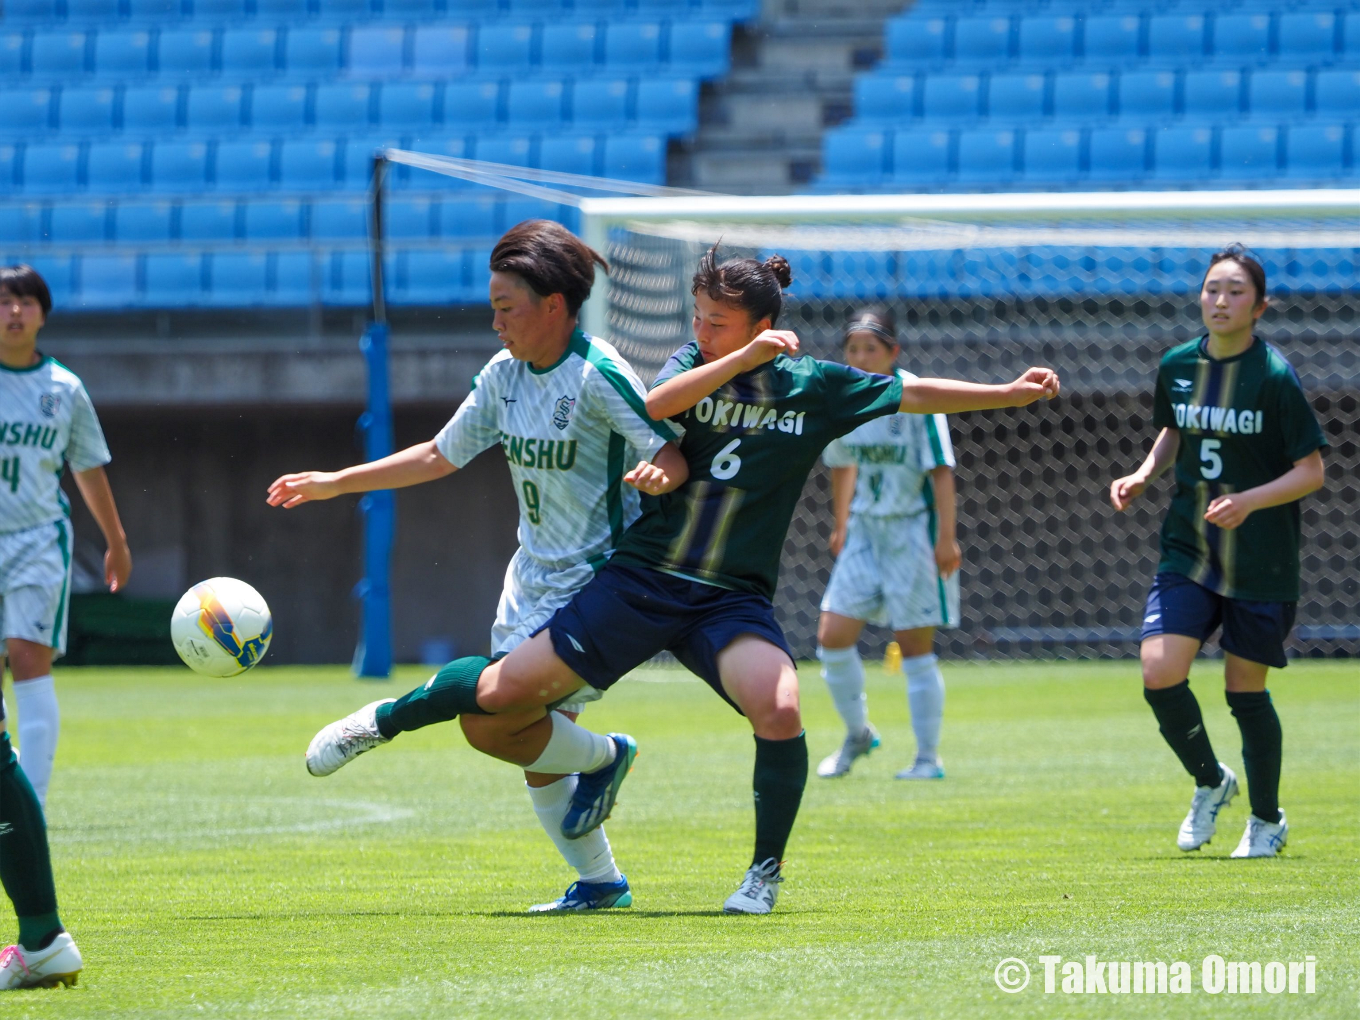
[
  {"xmin": 561, "ymin": 733, "xmax": 638, "ymax": 840},
  {"xmin": 527, "ymin": 876, "xmax": 633, "ymax": 913}
]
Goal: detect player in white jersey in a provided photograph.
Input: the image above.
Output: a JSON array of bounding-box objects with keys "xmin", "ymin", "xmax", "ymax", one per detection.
[
  {"xmin": 269, "ymin": 222, "xmax": 687, "ymax": 912},
  {"xmin": 815, "ymin": 307, "xmax": 961, "ymax": 781}
]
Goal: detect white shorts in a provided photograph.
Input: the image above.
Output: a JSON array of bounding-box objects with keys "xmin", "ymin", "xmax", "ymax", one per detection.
[
  {"xmin": 820, "ymin": 513, "xmax": 960, "ymax": 632},
  {"xmin": 492, "ymin": 549, "xmax": 603, "ymax": 714},
  {"xmin": 0, "ymin": 519, "xmax": 74, "ymax": 659}
]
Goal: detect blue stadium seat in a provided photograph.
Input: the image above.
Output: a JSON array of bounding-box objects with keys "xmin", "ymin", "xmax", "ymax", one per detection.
[
  {"xmin": 987, "ymin": 72, "xmax": 1045, "ymax": 122},
  {"xmin": 891, "ymin": 128, "xmax": 950, "ymax": 184},
  {"xmin": 1212, "ymin": 14, "xmax": 1270, "ymax": 64},
  {"xmin": 342, "ymin": 135, "xmax": 401, "ymax": 187},
  {"xmin": 922, "ymin": 74, "xmax": 982, "ymax": 121},
  {"xmin": 952, "ymin": 17, "xmax": 1012, "ymax": 66},
  {"xmin": 94, "ymin": 31, "xmax": 153, "ymax": 79},
  {"xmin": 315, "ymin": 83, "xmax": 374, "ymax": 130},
  {"xmin": 1151, "ymin": 126, "xmax": 1213, "ymax": 180},
  {"xmin": 223, "ymin": 29, "xmax": 280, "ymax": 78},
  {"xmin": 50, "ymin": 201, "xmax": 109, "ymax": 242},
  {"xmin": 957, "ymin": 128, "xmax": 1016, "ymax": 182},
  {"xmin": 5, "ymin": 0, "xmax": 60, "ymax": 24},
  {"xmin": 1146, "ymin": 14, "xmax": 1206, "ymax": 64},
  {"xmin": 669, "ymin": 21, "xmax": 731, "ymax": 76},
  {"xmin": 310, "ymin": 196, "xmax": 367, "ymax": 238},
  {"xmin": 1315, "ymin": 69, "xmax": 1360, "ymax": 118},
  {"xmin": 193, "ymin": 0, "xmax": 250, "ymax": 20},
  {"xmin": 635, "ymin": 78, "xmax": 697, "ymax": 133},
  {"xmin": 157, "ymin": 29, "xmax": 216, "ymax": 77},
  {"xmin": 244, "ymin": 198, "xmax": 304, "ymax": 239},
  {"xmin": 207, "ymin": 252, "xmax": 268, "ymax": 307},
  {"xmin": 143, "ymin": 253, "xmax": 204, "ymax": 308},
  {"xmin": 1183, "ymin": 70, "xmax": 1243, "ymax": 121},
  {"xmin": 386, "ymin": 196, "xmax": 436, "ymax": 238},
  {"xmin": 0, "ymin": 144, "xmax": 19, "ymax": 190},
  {"xmin": 538, "ymin": 134, "xmax": 595, "ymax": 175},
  {"xmin": 179, "ymin": 199, "xmax": 237, "ymax": 240},
  {"xmin": 383, "ymin": 0, "xmax": 441, "ymax": 18},
  {"xmin": 1248, "ymin": 70, "xmax": 1308, "ymax": 119},
  {"xmin": 348, "ymin": 26, "xmax": 407, "ymax": 76},
  {"xmin": 127, "ymin": 0, "xmax": 183, "ymax": 21},
  {"xmin": 1219, "ymin": 124, "xmax": 1279, "ymax": 179},
  {"xmin": 273, "ymin": 251, "xmax": 315, "ymax": 306},
  {"xmin": 826, "ymin": 251, "xmax": 893, "ymax": 299},
  {"xmin": 1052, "ymin": 72, "xmax": 1112, "ymax": 120},
  {"xmin": 1117, "ymin": 71, "xmax": 1176, "ymax": 121},
  {"xmin": 86, "ymin": 141, "xmax": 146, "ymax": 191},
  {"xmin": 570, "ymin": 77, "xmax": 629, "ymax": 128},
  {"xmin": 24, "ymin": 256, "xmax": 71, "ymax": 306},
  {"xmin": 1, "ymin": 33, "xmax": 25, "ymax": 78},
  {"xmin": 1285, "ymin": 124, "xmax": 1346, "ymax": 179},
  {"xmin": 541, "ymin": 23, "xmax": 598, "ymax": 71},
  {"xmin": 602, "ymin": 133, "xmax": 664, "ymax": 182},
  {"xmin": 822, "ymin": 127, "xmax": 887, "ymax": 182},
  {"xmin": 378, "ymin": 81, "xmax": 438, "ymax": 129},
  {"xmin": 1017, "ymin": 16, "xmax": 1075, "ymax": 66},
  {"xmin": 112, "ymin": 199, "xmax": 172, "ymax": 242},
  {"xmin": 77, "ymin": 254, "xmax": 138, "ymax": 310},
  {"xmin": 477, "ymin": 23, "xmax": 534, "ymax": 71},
  {"xmin": 31, "ymin": 32, "xmax": 90, "ymax": 79},
  {"xmin": 395, "ymin": 249, "xmax": 465, "ymax": 305},
  {"xmin": 58, "ymin": 87, "xmax": 115, "ymax": 134},
  {"xmin": 856, "ymin": 75, "xmax": 918, "ymax": 125},
  {"xmin": 442, "ymin": 80, "xmax": 499, "ymax": 128},
  {"xmin": 0, "ymin": 204, "xmax": 43, "ymax": 243},
  {"xmin": 316, "ymin": 0, "xmax": 372, "ymax": 21},
  {"xmin": 604, "ymin": 22, "xmax": 662, "ymax": 70},
  {"xmin": 886, "ymin": 16, "xmax": 947, "ymax": 65},
  {"xmin": 65, "ymin": 0, "xmax": 119, "ymax": 21},
  {"xmin": 7, "ymin": 89, "xmax": 53, "ymax": 138},
  {"xmin": 473, "ymin": 134, "xmax": 533, "ymax": 167},
  {"xmin": 151, "ymin": 140, "xmax": 211, "ymax": 191},
  {"xmin": 285, "ymin": 28, "xmax": 344, "ymax": 76},
  {"xmin": 507, "ymin": 79, "xmax": 566, "ymax": 128},
  {"xmin": 1277, "ymin": 12, "xmax": 1336, "ymax": 61},
  {"xmin": 251, "ymin": 84, "xmax": 309, "ymax": 132},
  {"xmin": 1082, "ymin": 16, "xmax": 1141, "ymax": 65},
  {"xmin": 503, "ymin": 196, "xmax": 565, "ymax": 231},
  {"xmin": 322, "ymin": 250, "xmax": 371, "ymax": 306},
  {"xmin": 1346, "ymin": 13, "xmax": 1360, "ymax": 63},
  {"xmin": 122, "ymin": 86, "xmax": 181, "ymax": 133},
  {"xmin": 440, "ymin": 196, "xmax": 499, "ymax": 237},
  {"xmin": 1022, "ymin": 127, "xmax": 1080, "ymax": 182},
  {"xmin": 256, "ymin": 0, "xmax": 311, "ymax": 18},
  {"xmin": 21, "ymin": 143, "xmax": 80, "ymax": 194},
  {"xmin": 186, "ymin": 85, "xmax": 246, "ymax": 134},
  {"xmin": 214, "ymin": 139, "xmax": 274, "ymax": 189},
  {"xmin": 412, "ymin": 25, "xmax": 470, "ymax": 76}
]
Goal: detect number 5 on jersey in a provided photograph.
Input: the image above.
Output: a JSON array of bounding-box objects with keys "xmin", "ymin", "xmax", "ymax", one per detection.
[{"xmin": 1199, "ymin": 438, "xmax": 1223, "ymax": 480}]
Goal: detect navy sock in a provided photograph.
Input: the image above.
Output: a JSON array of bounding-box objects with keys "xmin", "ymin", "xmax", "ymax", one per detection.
[
  {"xmin": 375, "ymin": 656, "xmax": 492, "ymax": 738},
  {"xmin": 0, "ymin": 733, "xmax": 63, "ymax": 949},
  {"xmin": 1144, "ymin": 681, "xmax": 1223, "ymax": 789},
  {"xmin": 751, "ymin": 733, "xmax": 808, "ymax": 868},
  {"xmin": 1226, "ymin": 690, "xmax": 1283, "ymax": 824}
]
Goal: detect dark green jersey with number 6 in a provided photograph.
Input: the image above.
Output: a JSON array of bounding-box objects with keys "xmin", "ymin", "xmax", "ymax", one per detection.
[
  {"xmin": 612, "ymin": 343, "xmax": 903, "ymax": 600},
  {"xmin": 1152, "ymin": 336, "xmax": 1327, "ymax": 602}
]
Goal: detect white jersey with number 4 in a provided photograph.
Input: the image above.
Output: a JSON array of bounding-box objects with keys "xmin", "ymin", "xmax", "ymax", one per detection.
[
  {"xmin": 1, "ymin": 356, "xmax": 111, "ymax": 534},
  {"xmin": 435, "ymin": 330, "xmax": 677, "ymax": 572}
]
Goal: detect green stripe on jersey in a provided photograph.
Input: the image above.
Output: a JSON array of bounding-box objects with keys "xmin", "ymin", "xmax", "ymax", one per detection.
[{"xmin": 572, "ymin": 331, "xmax": 677, "ymax": 442}]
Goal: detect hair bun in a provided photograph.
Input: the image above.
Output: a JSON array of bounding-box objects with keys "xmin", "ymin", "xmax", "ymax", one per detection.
[{"xmin": 762, "ymin": 254, "xmax": 792, "ymax": 289}]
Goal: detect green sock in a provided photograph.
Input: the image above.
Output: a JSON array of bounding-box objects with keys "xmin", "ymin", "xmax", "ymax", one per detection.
[
  {"xmin": 751, "ymin": 732, "xmax": 808, "ymax": 868},
  {"xmin": 0, "ymin": 734, "xmax": 63, "ymax": 949},
  {"xmin": 1226, "ymin": 690, "xmax": 1283, "ymax": 824},
  {"xmin": 374, "ymin": 656, "xmax": 492, "ymax": 738},
  {"xmin": 1144, "ymin": 681, "xmax": 1223, "ymax": 789}
]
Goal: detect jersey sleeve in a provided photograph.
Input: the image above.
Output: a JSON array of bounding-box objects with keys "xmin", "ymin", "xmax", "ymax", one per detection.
[
  {"xmin": 65, "ymin": 382, "xmax": 111, "ymax": 472},
  {"xmin": 919, "ymin": 413, "xmax": 955, "ymax": 470},
  {"xmin": 1274, "ymin": 365, "xmax": 1329, "ymax": 462},
  {"xmin": 821, "ymin": 436, "xmax": 853, "ymax": 469},
  {"xmin": 821, "ymin": 362, "xmax": 904, "ymax": 437},
  {"xmin": 1152, "ymin": 359, "xmax": 1176, "ymax": 429},
  {"xmin": 433, "ymin": 365, "xmax": 502, "ymax": 468},
  {"xmin": 585, "ymin": 353, "xmax": 678, "ymax": 462}
]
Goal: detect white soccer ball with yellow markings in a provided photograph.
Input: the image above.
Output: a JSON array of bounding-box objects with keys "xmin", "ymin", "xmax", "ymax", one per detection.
[{"xmin": 171, "ymin": 577, "xmax": 273, "ymax": 677}]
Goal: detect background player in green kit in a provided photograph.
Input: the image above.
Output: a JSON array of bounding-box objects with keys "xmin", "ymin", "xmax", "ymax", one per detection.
[{"xmin": 1111, "ymin": 245, "xmax": 1328, "ymax": 859}]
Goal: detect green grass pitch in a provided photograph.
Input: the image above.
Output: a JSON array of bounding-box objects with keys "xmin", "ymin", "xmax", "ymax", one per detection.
[{"xmin": 8, "ymin": 659, "xmax": 1358, "ymax": 1018}]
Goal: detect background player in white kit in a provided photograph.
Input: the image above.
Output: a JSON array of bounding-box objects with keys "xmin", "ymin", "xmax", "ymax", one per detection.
[
  {"xmin": 269, "ymin": 222, "xmax": 688, "ymax": 911},
  {"xmin": 815, "ymin": 307, "xmax": 960, "ymax": 781}
]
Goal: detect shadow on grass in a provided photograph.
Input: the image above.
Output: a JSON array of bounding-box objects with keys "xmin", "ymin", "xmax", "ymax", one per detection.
[{"xmin": 180, "ymin": 908, "xmax": 740, "ymax": 921}]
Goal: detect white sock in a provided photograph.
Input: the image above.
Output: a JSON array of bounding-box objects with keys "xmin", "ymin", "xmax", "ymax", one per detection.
[
  {"xmin": 526, "ymin": 712, "xmax": 617, "ymax": 775},
  {"xmin": 903, "ymin": 653, "xmax": 944, "ymax": 763},
  {"xmin": 818, "ymin": 645, "xmax": 868, "ymax": 736},
  {"xmin": 13, "ymin": 674, "xmax": 58, "ymax": 807},
  {"xmin": 527, "ymin": 776, "xmax": 622, "ymax": 884}
]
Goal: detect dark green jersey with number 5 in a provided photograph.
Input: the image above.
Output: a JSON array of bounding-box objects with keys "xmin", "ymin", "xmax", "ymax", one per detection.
[
  {"xmin": 1152, "ymin": 336, "xmax": 1327, "ymax": 601},
  {"xmin": 612, "ymin": 343, "xmax": 903, "ymax": 600}
]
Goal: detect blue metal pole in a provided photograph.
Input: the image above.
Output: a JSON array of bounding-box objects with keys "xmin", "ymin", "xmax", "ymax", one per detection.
[{"xmin": 353, "ymin": 322, "xmax": 394, "ymax": 678}]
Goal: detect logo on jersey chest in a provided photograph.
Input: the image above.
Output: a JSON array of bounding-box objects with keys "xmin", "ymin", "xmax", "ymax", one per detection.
[
  {"xmin": 39, "ymin": 393, "xmax": 60, "ymax": 418},
  {"xmin": 689, "ymin": 397, "xmax": 806, "ymax": 435},
  {"xmin": 552, "ymin": 395, "xmax": 576, "ymax": 431}
]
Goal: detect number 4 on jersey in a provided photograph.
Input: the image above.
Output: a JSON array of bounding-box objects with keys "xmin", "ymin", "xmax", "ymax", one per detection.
[{"xmin": 1, "ymin": 456, "xmax": 18, "ymax": 494}]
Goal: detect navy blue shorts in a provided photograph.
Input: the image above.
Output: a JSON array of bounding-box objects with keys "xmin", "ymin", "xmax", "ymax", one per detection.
[
  {"xmin": 1141, "ymin": 572, "xmax": 1296, "ymax": 669},
  {"xmin": 538, "ymin": 561, "xmax": 795, "ymax": 715}
]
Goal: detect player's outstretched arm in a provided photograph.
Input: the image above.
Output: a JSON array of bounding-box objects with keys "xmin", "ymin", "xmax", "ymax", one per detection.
[
  {"xmin": 72, "ymin": 466, "xmax": 132, "ymax": 593},
  {"xmin": 1110, "ymin": 427, "xmax": 1180, "ymax": 511},
  {"xmin": 646, "ymin": 329, "xmax": 801, "ymax": 421},
  {"xmin": 898, "ymin": 367, "xmax": 1060, "ymax": 415},
  {"xmin": 266, "ymin": 440, "xmax": 456, "ymax": 508},
  {"xmin": 623, "ymin": 442, "xmax": 689, "ymax": 495},
  {"xmin": 1204, "ymin": 449, "xmax": 1325, "ymax": 530}
]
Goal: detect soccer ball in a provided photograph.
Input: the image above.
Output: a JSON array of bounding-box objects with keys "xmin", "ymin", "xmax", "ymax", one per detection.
[{"xmin": 171, "ymin": 577, "xmax": 273, "ymax": 677}]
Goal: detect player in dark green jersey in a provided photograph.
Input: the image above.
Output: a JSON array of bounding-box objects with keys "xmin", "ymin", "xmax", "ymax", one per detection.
[{"xmin": 1111, "ymin": 245, "xmax": 1327, "ymax": 859}]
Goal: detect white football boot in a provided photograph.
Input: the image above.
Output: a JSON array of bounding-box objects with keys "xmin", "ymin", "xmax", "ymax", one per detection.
[
  {"xmin": 895, "ymin": 757, "xmax": 945, "ymax": 780},
  {"xmin": 305, "ymin": 699, "xmax": 396, "ymax": 777},
  {"xmin": 816, "ymin": 725, "xmax": 880, "ymax": 778},
  {"xmin": 722, "ymin": 858, "xmax": 783, "ymax": 915},
  {"xmin": 1231, "ymin": 810, "xmax": 1288, "ymax": 858},
  {"xmin": 1, "ymin": 933, "xmax": 82, "ymax": 989},
  {"xmin": 1177, "ymin": 763, "xmax": 1238, "ymax": 851}
]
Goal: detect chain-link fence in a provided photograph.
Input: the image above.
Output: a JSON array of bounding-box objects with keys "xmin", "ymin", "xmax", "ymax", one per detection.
[{"xmin": 604, "ymin": 226, "xmax": 1359, "ymax": 660}]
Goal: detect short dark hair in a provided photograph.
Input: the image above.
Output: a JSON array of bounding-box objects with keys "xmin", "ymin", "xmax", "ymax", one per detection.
[
  {"xmin": 843, "ymin": 305, "xmax": 897, "ymax": 348},
  {"xmin": 489, "ymin": 220, "xmax": 607, "ymax": 315},
  {"xmin": 1203, "ymin": 243, "xmax": 1267, "ymax": 306},
  {"xmin": 0, "ymin": 264, "xmax": 52, "ymax": 317},
  {"xmin": 691, "ymin": 244, "xmax": 791, "ymax": 327}
]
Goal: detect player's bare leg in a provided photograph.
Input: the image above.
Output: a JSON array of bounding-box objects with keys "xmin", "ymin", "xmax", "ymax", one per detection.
[
  {"xmin": 894, "ymin": 626, "xmax": 946, "ymax": 780},
  {"xmin": 4, "ymin": 639, "xmax": 58, "ymax": 807},
  {"xmin": 815, "ymin": 612, "xmax": 879, "ymax": 777}
]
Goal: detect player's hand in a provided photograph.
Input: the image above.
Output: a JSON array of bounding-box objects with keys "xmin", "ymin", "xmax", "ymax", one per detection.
[
  {"xmin": 829, "ymin": 524, "xmax": 847, "ymax": 557},
  {"xmin": 935, "ymin": 537, "xmax": 962, "ymax": 579},
  {"xmin": 1109, "ymin": 474, "xmax": 1147, "ymax": 511},
  {"xmin": 1007, "ymin": 367, "xmax": 1061, "ymax": 406},
  {"xmin": 1204, "ymin": 493, "xmax": 1255, "ymax": 530},
  {"xmin": 740, "ymin": 329, "xmax": 800, "ymax": 370},
  {"xmin": 267, "ymin": 471, "xmax": 342, "ymax": 508},
  {"xmin": 104, "ymin": 540, "xmax": 132, "ymax": 593},
  {"xmin": 624, "ymin": 460, "xmax": 675, "ymax": 495}
]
